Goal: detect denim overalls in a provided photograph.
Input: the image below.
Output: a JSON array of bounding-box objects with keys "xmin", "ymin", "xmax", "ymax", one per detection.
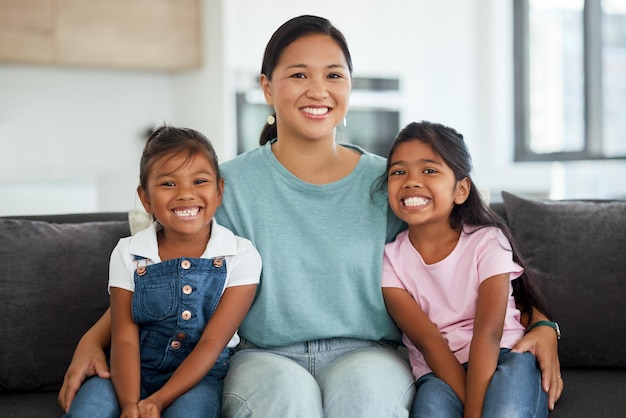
[
  {"xmin": 63, "ymin": 255, "xmax": 231, "ymax": 418},
  {"xmin": 132, "ymin": 255, "xmax": 230, "ymax": 395}
]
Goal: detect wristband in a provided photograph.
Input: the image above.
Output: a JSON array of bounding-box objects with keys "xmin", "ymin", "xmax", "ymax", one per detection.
[{"xmin": 529, "ymin": 320, "xmax": 561, "ymax": 340}]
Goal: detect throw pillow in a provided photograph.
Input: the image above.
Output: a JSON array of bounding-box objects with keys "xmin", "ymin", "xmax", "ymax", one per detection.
[
  {"xmin": 501, "ymin": 191, "xmax": 626, "ymax": 368},
  {"xmin": 0, "ymin": 219, "xmax": 129, "ymax": 391}
]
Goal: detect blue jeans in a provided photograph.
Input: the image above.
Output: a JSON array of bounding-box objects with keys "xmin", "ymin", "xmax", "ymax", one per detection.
[
  {"xmin": 221, "ymin": 337, "xmax": 415, "ymax": 418},
  {"xmin": 411, "ymin": 349, "xmax": 548, "ymax": 418},
  {"xmin": 65, "ymin": 257, "xmax": 230, "ymax": 417},
  {"xmin": 64, "ymin": 366, "xmax": 225, "ymax": 418}
]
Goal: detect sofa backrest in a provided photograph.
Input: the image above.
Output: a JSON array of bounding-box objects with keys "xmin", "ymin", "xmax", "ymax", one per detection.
[
  {"xmin": 0, "ymin": 213, "xmax": 130, "ymax": 391},
  {"xmin": 1, "ymin": 195, "xmax": 625, "ymax": 392},
  {"xmin": 500, "ymin": 192, "xmax": 626, "ymax": 369},
  {"xmin": 489, "ymin": 201, "xmax": 507, "ymax": 223}
]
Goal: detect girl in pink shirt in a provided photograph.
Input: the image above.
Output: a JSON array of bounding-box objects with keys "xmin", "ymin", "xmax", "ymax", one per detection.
[{"xmin": 381, "ymin": 121, "xmax": 554, "ymax": 418}]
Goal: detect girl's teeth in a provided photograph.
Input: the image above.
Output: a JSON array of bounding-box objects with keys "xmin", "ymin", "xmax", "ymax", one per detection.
[
  {"xmin": 403, "ymin": 197, "xmax": 429, "ymax": 207},
  {"xmin": 174, "ymin": 207, "xmax": 199, "ymax": 217}
]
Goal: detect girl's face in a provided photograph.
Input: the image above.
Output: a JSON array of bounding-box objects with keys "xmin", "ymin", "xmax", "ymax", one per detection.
[
  {"xmin": 138, "ymin": 151, "xmax": 223, "ymax": 239},
  {"xmin": 260, "ymin": 34, "xmax": 351, "ymax": 143},
  {"xmin": 387, "ymin": 140, "xmax": 469, "ymax": 229}
]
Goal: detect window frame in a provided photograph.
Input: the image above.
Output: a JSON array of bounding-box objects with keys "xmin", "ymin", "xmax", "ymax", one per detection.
[{"xmin": 513, "ymin": 0, "xmax": 626, "ymax": 162}]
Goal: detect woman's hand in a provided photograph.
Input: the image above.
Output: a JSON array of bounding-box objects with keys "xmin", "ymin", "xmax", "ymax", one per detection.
[
  {"xmin": 512, "ymin": 325, "xmax": 563, "ymax": 410},
  {"xmin": 57, "ymin": 344, "xmax": 110, "ymax": 412},
  {"xmin": 58, "ymin": 309, "xmax": 112, "ymax": 412}
]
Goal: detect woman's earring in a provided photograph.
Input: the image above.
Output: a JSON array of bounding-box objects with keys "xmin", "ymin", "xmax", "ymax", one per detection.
[
  {"xmin": 343, "ymin": 117, "xmax": 347, "ymax": 128},
  {"xmin": 266, "ymin": 114, "xmax": 276, "ymax": 126}
]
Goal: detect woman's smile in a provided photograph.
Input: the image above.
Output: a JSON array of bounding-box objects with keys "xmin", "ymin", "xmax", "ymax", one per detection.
[{"xmin": 301, "ymin": 106, "xmax": 331, "ymax": 118}]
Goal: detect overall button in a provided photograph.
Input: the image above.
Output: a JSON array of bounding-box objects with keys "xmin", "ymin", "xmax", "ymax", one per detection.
[
  {"xmin": 181, "ymin": 259, "xmax": 191, "ymax": 269},
  {"xmin": 171, "ymin": 340, "xmax": 181, "ymax": 349},
  {"xmin": 182, "ymin": 285, "xmax": 193, "ymax": 295},
  {"xmin": 181, "ymin": 310, "xmax": 192, "ymax": 320},
  {"xmin": 176, "ymin": 332, "xmax": 186, "ymax": 340}
]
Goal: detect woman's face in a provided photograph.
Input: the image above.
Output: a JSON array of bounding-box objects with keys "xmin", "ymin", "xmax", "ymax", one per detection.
[{"xmin": 261, "ymin": 34, "xmax": 352, "ymax": 144}]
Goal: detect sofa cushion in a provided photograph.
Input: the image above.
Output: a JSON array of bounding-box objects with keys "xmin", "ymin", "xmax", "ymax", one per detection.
[
  {"xmin": 501, "ymin": 191, "xmax": 626, "ymax": 368},
  {"xmin": 0, "ymin": 219, "xmax": 129, "ymax": 391}
]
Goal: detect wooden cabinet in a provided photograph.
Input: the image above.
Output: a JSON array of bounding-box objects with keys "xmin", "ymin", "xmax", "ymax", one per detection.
[
  {"xmin": 0, "ymin": 0, "xmax": 200, "ymax": 72},
  {"xmin": 0, "ymin": 0, "xmax": 54, "ymax": 64}
]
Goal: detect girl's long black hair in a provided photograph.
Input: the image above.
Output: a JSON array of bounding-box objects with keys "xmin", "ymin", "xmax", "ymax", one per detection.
[{"xmin": 379, "ymin": 121, "xmax": 550, "ymax": 322}]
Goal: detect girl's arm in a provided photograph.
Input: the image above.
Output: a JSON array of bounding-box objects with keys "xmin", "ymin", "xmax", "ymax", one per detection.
[
  {"xmin": 110, "ymin": 288, "xmax": 141, "ymax": 417},
  {"xmin": 138, "ymin": 284, "xmax": 258, "ymax": 415},
  {"xmin": 464, "ymin": 273, "xmax": 509, "ymax": 418},
  {"xmin": 58, "ymin": 308, "xmax": 112, "ymax": 412},
  {"xmin": 382, "ymin": 287, "xmax": 467, "ymax": 403}
]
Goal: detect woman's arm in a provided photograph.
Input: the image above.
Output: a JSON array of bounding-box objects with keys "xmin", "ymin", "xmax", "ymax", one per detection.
[
  {"xmin": 58, "ymin": 308, "xmax": 112, "ymax": 413},
  {"xmin": 138, "ymin": 284, "xmax": 258, "ymax": 416},
  {"xmin": 382, "ymin": 287, "xmax": 467, "ymax": 403},
  {"xmin": 110, "ymin": 288, "xmax": 141, "ymax": 417},
  {"xmin": 512, "ymin": 307, "xmax": 563, "ymax": 410},
  {"xmin": 464, "ymin": 274, "xmax": 509, "ymax": 418}
]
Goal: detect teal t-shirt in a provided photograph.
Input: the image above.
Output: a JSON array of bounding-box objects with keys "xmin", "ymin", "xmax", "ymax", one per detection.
[{"xmin": 215, "ymin": 141, "xmax": 403, "ymax": 347}]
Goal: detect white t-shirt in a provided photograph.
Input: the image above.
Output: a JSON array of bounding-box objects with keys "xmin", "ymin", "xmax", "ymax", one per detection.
[{"xmin": 108, "ymin": 219, "xmax": 262, "ymax": 347}]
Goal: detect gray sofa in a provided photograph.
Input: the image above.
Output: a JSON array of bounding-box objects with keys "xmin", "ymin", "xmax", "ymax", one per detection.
[{"xmin": 1, "ymin": 192, "xmax": 625, "ymax": 417}]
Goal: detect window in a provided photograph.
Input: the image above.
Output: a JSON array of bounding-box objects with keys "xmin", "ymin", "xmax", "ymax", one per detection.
[{"xmin": 514, "ymin": 0, "xmax": 626, "ymax": 161}]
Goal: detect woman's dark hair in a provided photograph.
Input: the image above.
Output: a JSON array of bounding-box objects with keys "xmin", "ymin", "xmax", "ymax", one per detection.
[
  {"xmin": 258, "ymin": 15, "xmax": 353, "ymax": 145},
  {"xmin": 139, "ymin": 125, "xmax": 220, "ymax": 191},
  {"xmin": 379, "ymin": 121, "xmax": 550, "ymax": 321}
]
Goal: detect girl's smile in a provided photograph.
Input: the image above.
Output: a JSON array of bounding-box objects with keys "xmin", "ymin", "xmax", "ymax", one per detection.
[
  {"xmin": 139, "ymin": 151, "xmax": 223, "ymax": 242},
  {"xmin": 387, "ymin": 140, "xmax": 468, "ymax": 229},
  {"xmin": 172, "ymin": 206, "xmax": 202, "ymax": 218},
  {"xmin": 401, "ymin": 195, "xmax": 431, "ymax": 208}
]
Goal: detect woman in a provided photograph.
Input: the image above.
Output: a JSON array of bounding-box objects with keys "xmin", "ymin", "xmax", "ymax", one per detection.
[{"xmin": 59, "ymin": 15, "xmax": 563, "ymax": 417}]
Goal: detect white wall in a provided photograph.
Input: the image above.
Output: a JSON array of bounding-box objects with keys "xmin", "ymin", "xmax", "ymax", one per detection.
[
  {"xmin": 0, "ymin": 66, "xmax": 170, "ymax": 214},
  {"xmin": 1, "ymin": 0, "xmax": 623, "ymax": 216},
  {"xmin": 0, "ymin": 0, "xmax": 228, "ymax": 215}
]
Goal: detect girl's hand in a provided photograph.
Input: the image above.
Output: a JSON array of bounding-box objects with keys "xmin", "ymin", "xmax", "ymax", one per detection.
[
  {"xmin": 120, "ymin": 404, "xmax": 141, "ymax": 418},
  {"xmin": 138, "ymin": 398, "xmax": 163, "ymax": 418},
  {"xmin": 511, "ymin": 325, "xmax": 563, "ymax": 410}
]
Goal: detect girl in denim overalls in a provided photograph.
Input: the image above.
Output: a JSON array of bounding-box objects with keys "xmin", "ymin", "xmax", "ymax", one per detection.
[{"xmin": 65, "ymin": 126, "xmax": 261, "ymax": 418}]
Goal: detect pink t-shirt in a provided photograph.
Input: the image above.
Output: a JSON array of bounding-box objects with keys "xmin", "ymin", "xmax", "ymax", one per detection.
[{"xmin": 382, "ymin": 226, "xmax": 526, "ymax": 380}]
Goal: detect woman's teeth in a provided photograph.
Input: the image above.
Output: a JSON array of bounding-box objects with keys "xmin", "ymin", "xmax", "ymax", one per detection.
[{"xmin": 302, "ymin": 107, "xmax": 329, "ymax": 115}]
